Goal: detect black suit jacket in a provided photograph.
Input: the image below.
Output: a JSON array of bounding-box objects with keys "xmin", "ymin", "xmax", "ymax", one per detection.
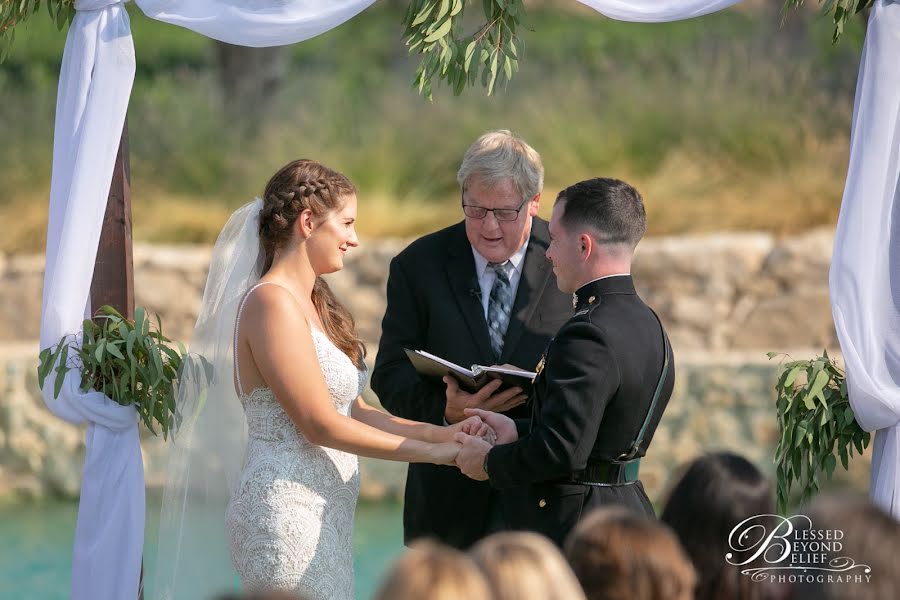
[
  {"xmin": 371, "ymin": 218, "xmax": 572, "ymax": 548},
  {"xmin": 486, "ymin": 275, "xmax": 675, "ymax": 547}
]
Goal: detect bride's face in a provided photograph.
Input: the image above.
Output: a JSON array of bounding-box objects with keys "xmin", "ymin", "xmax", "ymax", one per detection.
[{"xmin": 306, "ymin": 194, "xmax": 359, "ymax": 275}]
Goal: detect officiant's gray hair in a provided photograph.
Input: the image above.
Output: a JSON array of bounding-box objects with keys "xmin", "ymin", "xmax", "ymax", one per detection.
[{"xmin": 457, "ymin": 130, "xmax": 544, "ymax": 202}]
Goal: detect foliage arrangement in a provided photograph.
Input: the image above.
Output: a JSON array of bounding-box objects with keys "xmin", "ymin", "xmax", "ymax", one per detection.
[
  {"xmin": 769, "ymin": 350, "xmax": 871, "ymax": 514},
  {"xmin": 38, "ymin": 305, "xmax": 210, "ymax": 439},
  {"xmin": 782, "ymin": 0, "xmax": 875, "ymax": 42},
  {"xmin": 402, "ymin": 0, "xmax": 525, "ymax": 99}
]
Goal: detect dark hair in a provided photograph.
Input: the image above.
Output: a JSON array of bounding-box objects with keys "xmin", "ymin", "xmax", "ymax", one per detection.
[
  {"xmin": 565, "ymin": 507, "xmax": 696, "ymax": 600},
  {"xmin": 660, "ymin": 452, "xmax": 774, "ymax": 600},
  {"xmin": 258, "ymin": 159, "xmax": 366, "ymax": 368},
  {"xmin": 555, "ymin": 178, "xmax": 646, "ymax": 249}
]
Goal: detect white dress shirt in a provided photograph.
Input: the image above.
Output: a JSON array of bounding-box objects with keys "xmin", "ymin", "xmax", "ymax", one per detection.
[{"xmin": 471, "ymin": 235, "xmax": 530, "ymax": 319}]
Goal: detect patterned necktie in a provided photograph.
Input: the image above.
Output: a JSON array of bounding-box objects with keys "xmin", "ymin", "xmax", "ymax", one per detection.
[{"xmin": 487, "ymin": 261, "xmax": 513, "ymax": 361}]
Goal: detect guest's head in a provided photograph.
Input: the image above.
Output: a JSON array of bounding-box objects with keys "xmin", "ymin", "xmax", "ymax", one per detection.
[
  {"xmin": 373, "ymin": 539, "xmax": 492, "ymax": 600},
  {"xmin": 457, "ymin": 130, "xmax": 543, "ymax": 263},
  {"xmin": 258, "ymin": 159, "xmax": 365, "ymax": 367},
  {"xmin": 565, "ymin": 507, "xmax": 696, "ymax": 600},
  {"xmin": 660, "ymin": 452, "xmax": 774, "ymax": 600},
  {"xmin": 791, "ymin": 493, "xmax": 900, "ymax": 600},
  {"xmin": 546, "ymin": 178, "xmax": 646, "ymax": 293},
  {"xmin": 259, "ymin": 158, "xmax": 358, "ymax": 276},
  {"xmin": 470, "ymin": 531, "xmax": 586, "ymax": 600}
]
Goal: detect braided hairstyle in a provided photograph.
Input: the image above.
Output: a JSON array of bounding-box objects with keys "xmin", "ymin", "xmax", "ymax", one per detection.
[{"xmin": 259, "ymin": 159, "xmax": 366, "ymax": 368}]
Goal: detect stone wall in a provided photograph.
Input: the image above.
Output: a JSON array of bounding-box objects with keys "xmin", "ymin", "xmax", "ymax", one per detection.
[{"xmin": 0, "ymin": 229, "xmax": 871, "ymax": 502}]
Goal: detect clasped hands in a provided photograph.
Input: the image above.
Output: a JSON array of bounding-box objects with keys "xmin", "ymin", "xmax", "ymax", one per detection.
[{"xmin": 440, "ymin": 374, "xmax": 524, "ymax": 480}]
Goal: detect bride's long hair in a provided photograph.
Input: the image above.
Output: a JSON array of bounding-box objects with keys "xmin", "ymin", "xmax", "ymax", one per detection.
[{"xmin": 258, "ymin": 159, "xmax": 367, "ymax": 368}]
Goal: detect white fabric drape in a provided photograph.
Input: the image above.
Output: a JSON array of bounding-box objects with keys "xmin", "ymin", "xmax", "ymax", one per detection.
[
  {"xmin": 137, "ymin": 0, "xmax": 377, "ymax": 46},
  {"xmin": 575, "ymin": 0, "xmax": 741, "ymax": 21},
  {"xmin": 40, "ymin": 3, "xmax": 141, "ymax": 600},
  {"xmin": 829, "ymin": 0, "xmax": 900, "ymax": 520},
  {"xmin": 42, "ymin": 1, "xmax": 373, "ymax": 599}
]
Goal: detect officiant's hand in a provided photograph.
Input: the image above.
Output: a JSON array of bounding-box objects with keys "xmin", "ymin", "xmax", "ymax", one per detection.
[
  {"xmin": 463, "ymin": 408, "xmax": 518, "ymax": 444},
  {"xmin": 442, "ymin": 376, "xmax": 527, "ymax": 424},
  {"xmin": 453, "ymin": 432, "xmax": 492, "ymax": 481}
]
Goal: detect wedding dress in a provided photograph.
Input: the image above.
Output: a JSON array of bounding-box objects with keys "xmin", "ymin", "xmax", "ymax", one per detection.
[{"xmin": 225, "ymin": 282, "xmax": 367, "ymax": 599}]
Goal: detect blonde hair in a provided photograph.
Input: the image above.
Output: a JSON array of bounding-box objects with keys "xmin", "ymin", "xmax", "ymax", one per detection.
[
  {"xmin": 373, "ymin": 540, "xmax": 492, "ymax": 600},
  {"xmin": 470, "ymin": 532, "xmax": 587, "ymax": 600},
  {"xmin": 565, "ymin": 508, "xmax": 696, "ymax": 600},
  {"xmin": 457, "ymin": 129, "xmax": 544, "ymax": 202}
]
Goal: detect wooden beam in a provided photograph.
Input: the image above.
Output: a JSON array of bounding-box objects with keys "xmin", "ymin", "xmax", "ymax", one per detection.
[{"xmin": 90, "ymin": 118, "xmax": 134, "ymax": 319}]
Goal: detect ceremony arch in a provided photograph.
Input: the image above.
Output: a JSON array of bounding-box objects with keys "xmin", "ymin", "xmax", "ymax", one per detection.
[{"xmin": 24, "ymin": 0, "xmax": 900, "ymax": 598}]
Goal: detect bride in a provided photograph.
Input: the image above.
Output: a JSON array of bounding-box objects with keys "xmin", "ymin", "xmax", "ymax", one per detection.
[{"xmin": 153, "ymin": 159, "xmax": 491, "ymax": 600}]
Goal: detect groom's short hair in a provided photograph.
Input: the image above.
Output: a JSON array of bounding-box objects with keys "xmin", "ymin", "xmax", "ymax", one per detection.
[
  {"xmin": 457, "ymin": 130, "xmax": 544, "ymax": 203},
  {"xmin": 556, "ymin": 178, "xmax": 646, "ymax": 250}
]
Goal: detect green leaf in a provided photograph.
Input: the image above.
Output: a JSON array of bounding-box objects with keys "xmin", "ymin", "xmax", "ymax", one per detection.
[
  {"xmin": 53, "ymin": 344, "xmax": 69, "ymax": 399},
  {"xmin": 435, "ymin": 0, "xmax": 450, "ymax": 22},
  {"xmin": 823, "ymin": 454, "xmax": 836, "ymax": 479},
  {"xmin": 106, "ymin": 342, "xmax": 125, "ymax": 360},
  {"xmin": 94, "ymin": 339, "xmax": 106, "ymax": 363},
  {"xmin": 423, "ymin": 18, "xmax": 451, "ymax": 43},
  {"xmin": 411, "ymin": 1, "xmax": 436, "ymax": 27},
  {"xmin": 37, "ymin": 347, "xmax": 53, "ymax": 388}
]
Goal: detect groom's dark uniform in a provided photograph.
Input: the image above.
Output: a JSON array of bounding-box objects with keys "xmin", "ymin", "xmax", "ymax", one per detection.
[
  {"xmin": 485, "ymin": 275, "xmax": 675, "ymax": 547},
  {"xmin": 371, "ymin": 218, "xmax": 572, "ymax": 548}
]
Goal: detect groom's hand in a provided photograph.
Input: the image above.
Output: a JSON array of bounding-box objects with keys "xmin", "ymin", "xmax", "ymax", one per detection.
[
  {"xmin": 443, "ymin": 376, "xmax": 527, "ymax": 424},
  {"xmin": 453, "ymin": 432, "xmax": 492, "ymax": 481}
]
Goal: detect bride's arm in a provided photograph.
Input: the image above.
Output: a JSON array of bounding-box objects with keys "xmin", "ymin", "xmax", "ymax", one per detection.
[
  {"xmin": 350, "ymin": 398, "xmax": 488, "ymax": 443},
  {"xmin": 242, "ymin": 286, "xmax": 458, "ymax": 465}
]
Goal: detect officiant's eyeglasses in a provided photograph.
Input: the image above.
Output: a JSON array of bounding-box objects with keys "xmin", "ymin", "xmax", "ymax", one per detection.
[{"xmin": 462, "ymin": 197, "xmax": 528, "ymax": 221}]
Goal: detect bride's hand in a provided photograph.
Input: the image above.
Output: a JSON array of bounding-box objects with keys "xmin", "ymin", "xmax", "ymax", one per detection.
[
  {"xmin": 441, "ymin": 415, "xmax": 497, "ymax": 446},
  {"xmin": 430, "ymin": 441, "xmax": 461, "ymax": 466}
]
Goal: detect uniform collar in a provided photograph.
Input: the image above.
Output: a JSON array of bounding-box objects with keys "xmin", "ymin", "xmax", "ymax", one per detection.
[{"xmin": 573, "ymin": 274, "xmax": 634, "ymax": 311}]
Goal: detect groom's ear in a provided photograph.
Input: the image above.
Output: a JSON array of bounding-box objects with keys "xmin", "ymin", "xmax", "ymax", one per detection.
[{"xmin": 579, "ymin": 232, "xmax": 593, "ymax": 259}]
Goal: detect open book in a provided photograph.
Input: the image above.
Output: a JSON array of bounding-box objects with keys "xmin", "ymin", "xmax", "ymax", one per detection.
[{"xmin": 404, "ymin": 348, "xmax": 536, "ymax": 394}]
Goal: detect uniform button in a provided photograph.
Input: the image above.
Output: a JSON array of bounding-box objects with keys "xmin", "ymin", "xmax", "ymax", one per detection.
[{"xmin": 538, "ymin": 499, "xmax": 547, "ymax": 508}]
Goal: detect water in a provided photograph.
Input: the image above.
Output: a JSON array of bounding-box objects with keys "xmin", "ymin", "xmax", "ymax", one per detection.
[{"xmin": 0, "ymin": 498, "xmax": 405, "ymax": 599}]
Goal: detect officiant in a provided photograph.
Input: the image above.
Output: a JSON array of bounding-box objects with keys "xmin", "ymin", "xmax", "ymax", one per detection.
[
  {"xmin": 454, "ymin": 177, "xmax": 675, "ymax": 547},
  {"xmin": 371, "ymin": 130, "xmax": 572, "ymax": 548}
]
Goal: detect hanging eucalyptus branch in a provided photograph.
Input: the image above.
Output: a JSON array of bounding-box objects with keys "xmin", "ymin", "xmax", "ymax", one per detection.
[
  {"xmin": 37, "ymin": 305, "xmax": 211, "ymax": 439},
  {"xmin": 0, "ymin": 0, "xmax": 75, "ymax": 62},
  {"xmin": 402, "ymin": 0, "xmax": 525, "ymax": 99},
  {"xmin": 782, "ymin": 0, "xmax": 874, "ymax": 43},
  {"xmin": 768, "ymin": 350, "xmax": 871, "ymax": 514}
]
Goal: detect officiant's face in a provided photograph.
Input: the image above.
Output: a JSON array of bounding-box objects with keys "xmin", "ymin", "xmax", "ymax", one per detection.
[
  {"xmin": 462, "ymin": 174, "xmax": 539, "ymax": 263},
  {"xmin": 306, "ymin": 193, "xmax": 359, "ymax": 274}
]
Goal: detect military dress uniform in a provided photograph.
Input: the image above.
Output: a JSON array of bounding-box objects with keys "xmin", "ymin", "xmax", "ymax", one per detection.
[{"xmin": 484, "ymin": 274, "xmax": 674, "ymax": 546}]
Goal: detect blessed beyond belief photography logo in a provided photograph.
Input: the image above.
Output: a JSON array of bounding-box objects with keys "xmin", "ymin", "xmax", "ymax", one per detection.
[{"xmin": 726, "ymin": 515, "xmax": 871, "ymax": 585}]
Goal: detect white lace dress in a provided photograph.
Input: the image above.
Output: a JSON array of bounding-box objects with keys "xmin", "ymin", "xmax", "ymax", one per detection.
[{"xmin": 226, "ymin": 285, "xmax": 366, "ymax": 599}]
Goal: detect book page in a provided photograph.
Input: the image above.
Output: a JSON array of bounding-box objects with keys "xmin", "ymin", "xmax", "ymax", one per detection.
[{"xmin": 410, "ymin": 349, "xmax": 475, "ymax": 377}]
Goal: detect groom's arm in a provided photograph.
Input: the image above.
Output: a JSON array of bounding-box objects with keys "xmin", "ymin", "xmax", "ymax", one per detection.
[
  {"xmin": 371, "ymin": 256, "xmax": 447, "ymax": 425},
  {"xmin": 486, "ymin": 322, "xmax": 619, "ymax": 489}
]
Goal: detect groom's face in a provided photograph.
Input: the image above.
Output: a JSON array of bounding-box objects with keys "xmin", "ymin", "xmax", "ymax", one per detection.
[
  {"xmin": 462, "ymin": 174, "xmax": 539, "ymax": 264},
  {"xmin": 546, "ymin": 200, "xmax": 580, "ymax": 294}
]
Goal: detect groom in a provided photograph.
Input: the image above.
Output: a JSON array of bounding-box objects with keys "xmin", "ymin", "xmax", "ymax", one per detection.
[
  {"xmin": 371, "ymin": 130, "xmax": 572, "ymax": 548},
  {"xmin": 454, "ymin": 177, "xmax": 675, "ymax": 547}
]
